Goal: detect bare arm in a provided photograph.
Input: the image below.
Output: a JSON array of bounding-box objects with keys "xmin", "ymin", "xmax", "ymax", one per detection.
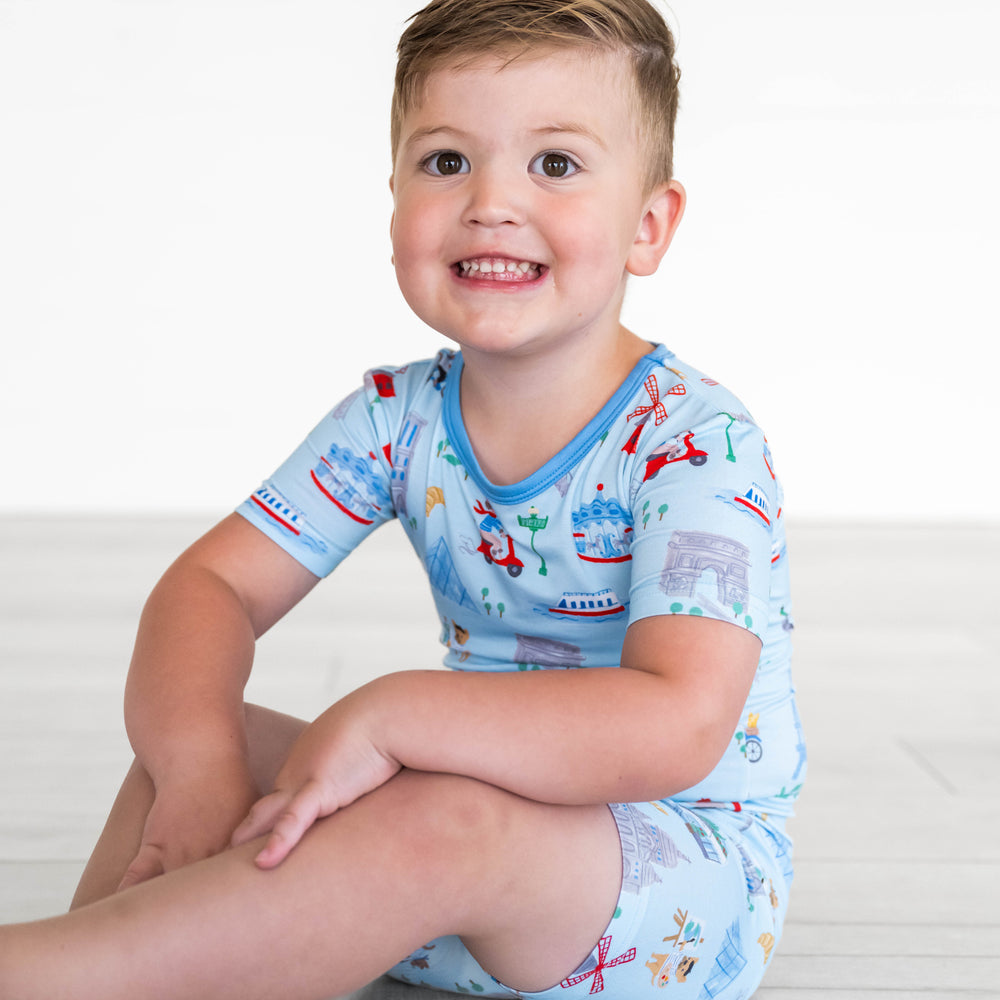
[
  {"xmin": 236, "ymin": 614, "xmax": 760, "ymax": 867},
  {"xmin": 120, "ymin": 513, "xmax": 319, "ymax": 884},
  {"xmin": 125, "ymin": 514, "xmax": 318, "ymax": 777},
  {"xmin": 377, "ymin": 614, "xmax": 759, "ymax": 804}
]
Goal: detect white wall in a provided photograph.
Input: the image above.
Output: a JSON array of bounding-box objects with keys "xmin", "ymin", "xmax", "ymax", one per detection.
[{"xmin": 2, "ymin": 1, "xmax": 997, "ymax": 520}]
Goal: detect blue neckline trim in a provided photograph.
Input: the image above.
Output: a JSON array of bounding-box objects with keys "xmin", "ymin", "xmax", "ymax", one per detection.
[{"xmin": 442, "ymin": 344, "xmax": 669, "ymax": 505}]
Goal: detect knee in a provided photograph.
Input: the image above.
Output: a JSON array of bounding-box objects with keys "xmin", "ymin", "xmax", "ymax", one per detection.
[{"xmin": 371, "ymin": 770, "xmax": 514, "ymax": 870}]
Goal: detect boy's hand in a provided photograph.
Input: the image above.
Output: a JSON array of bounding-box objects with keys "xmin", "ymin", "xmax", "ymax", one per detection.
[
  {"xmin": 231, "ymin": 697, "xmax": 400, "ymax": 869},
  {"xmin": 118, "ymin": 765, "xmax": 258, "ymax": 891}
]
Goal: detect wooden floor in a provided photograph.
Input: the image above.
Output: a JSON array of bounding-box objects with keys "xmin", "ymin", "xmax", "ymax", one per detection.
[{"xmin": 1, "ymin": 517, "xmax": 998, "ymax": 998}]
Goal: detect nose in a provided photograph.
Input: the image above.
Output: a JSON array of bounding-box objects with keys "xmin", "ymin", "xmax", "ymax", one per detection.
[{"xmin": 461, "ymin": 166, "xmax": 525, "ymax": 229}]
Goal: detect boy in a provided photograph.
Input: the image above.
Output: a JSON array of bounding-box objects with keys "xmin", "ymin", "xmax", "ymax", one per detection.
[{"xmin": 0, "ymin": 1, "xmax": 804, "ymax": 997}]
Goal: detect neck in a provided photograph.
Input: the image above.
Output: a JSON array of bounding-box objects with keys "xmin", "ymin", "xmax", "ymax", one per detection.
[{"xmin": 456, "ymin": 327, "xmax": 653, "ymax": 486}]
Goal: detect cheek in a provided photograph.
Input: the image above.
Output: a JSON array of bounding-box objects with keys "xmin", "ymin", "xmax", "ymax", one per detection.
[
  {"xmin": 549, "ymin": 211, "xmax": 632, "ymax": 291},
  {"xmin": 392, "ymin": 186, "xmax": 449, "ymax": 240},
  {"xmin": 392, "ymin": 210, "xmax": 447, "ymax": 283},
  {"xmin": 390, "ymin": 210, "xmax": 444, "ymax": 317},
  {"xmin": 392, "ymin": 259, "xmax": 435, "ymax": 328},
  {"xmin": 389, "ymin": 208, "xmax": 414, "ymax": 259},
  {"xmin": 548, "ymin": 199, "xmax": 624, "ymax": 258}
]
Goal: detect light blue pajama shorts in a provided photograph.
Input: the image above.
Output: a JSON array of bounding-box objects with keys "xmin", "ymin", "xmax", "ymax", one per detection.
[{"xmin": 387, "ymin": 800, "xmax": 793, "ymax": 998}]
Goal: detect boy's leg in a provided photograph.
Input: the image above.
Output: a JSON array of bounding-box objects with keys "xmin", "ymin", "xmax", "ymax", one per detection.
[
  {"xmin": 70, "ymin": 757, "xmax": 155, "ymax": 908},
  {"xmin": 3, "ymin": 769, "xmax": 622, "ymax": 1000},
  {"xmin": 71, "ymin": 704, "xmax": 307, "ymax": 908}
]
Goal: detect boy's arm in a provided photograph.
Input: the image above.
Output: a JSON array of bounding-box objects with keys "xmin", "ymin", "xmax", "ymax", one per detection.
[
  {"xmin": 120, "ymin": 513, "xmax": 319, "ymax": 887},
  {"xmin": 235, "ymin": 614, "xmax": 758, "ymax": 868},
  {"xmin": 385, "ymin": 614, "xmax": 759, "ymax": 802}
]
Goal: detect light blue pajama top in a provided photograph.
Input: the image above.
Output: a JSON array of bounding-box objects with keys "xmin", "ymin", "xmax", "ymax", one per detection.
[{"xmin": 237, "ymin": 344, "xmax": 806, "ymax": 819}]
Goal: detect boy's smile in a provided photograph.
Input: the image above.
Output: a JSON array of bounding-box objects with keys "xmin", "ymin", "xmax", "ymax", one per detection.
[
  {"xmin": 456, "ymin": 257, "xmax": 542, "ymax": 282},
  {"xmin": 389, "ymin": 47, "xmax": 684, "ymax": 365}
]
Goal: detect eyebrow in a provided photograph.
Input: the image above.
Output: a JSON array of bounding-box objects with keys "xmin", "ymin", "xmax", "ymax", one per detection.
[
  {"xmin": 401, "ymin": 122, "xmax": 608, "ymax": 151},
  {"xmin": 401, "ymin": 126, "xmax": 471, "ymax": 150},
  {"xmin": 530, "ymin": 123, "xmax": 608, "ymax": 150}
]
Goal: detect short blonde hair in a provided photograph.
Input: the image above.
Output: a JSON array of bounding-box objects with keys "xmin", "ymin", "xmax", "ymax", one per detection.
[{"xmin": 391, "ymin": 0, "xmax": 681, "ymax": 191}]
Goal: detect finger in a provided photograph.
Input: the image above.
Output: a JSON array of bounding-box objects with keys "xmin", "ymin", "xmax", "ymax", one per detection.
[
  {"xmin": 117, "ymin": 845, "xmax": 164, "ymax": 893},
  {"xmin": 230, "ymin": 792, "xmax": 288, "ymax": 848},
  {"xmin": 252, "ymin": 786, "xmax": 325, "ymax": 870}
]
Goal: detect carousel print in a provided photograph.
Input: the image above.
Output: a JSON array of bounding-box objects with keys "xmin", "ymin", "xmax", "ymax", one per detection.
[
  {"xmin": 571, "ymin": 485, "xmax": 634, "ymax": 563},
  {"xmin": 311, "ymin": 443, "xmax": 391, "ymax": 525}
]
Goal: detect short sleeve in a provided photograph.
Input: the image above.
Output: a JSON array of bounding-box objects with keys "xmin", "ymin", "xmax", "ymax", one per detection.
[
  {"xmin": 236, "ymin": 382, "xmax": 397, "ymax": 578},
  {"xmin": 626, "ymin": 410, "xmax": 778, "ymax": 642}
]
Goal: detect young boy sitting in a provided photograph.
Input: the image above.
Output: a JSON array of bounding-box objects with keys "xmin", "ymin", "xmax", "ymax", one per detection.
[{"xmin": 0, "ymin": 1, "xmax": 805, "ymax": 997}]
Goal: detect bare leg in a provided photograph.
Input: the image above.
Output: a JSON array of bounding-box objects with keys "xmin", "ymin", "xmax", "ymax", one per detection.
[
  {"xmin": 71, "ymin": 704, "xmax": 307, "ymax": 909},
  {"xmin": 3, "ymin": 769, "xmax": 622, "ymax": 1000}
]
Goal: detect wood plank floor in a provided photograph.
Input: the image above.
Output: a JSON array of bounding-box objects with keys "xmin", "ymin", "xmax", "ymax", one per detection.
[{"xmin": 1, "ymin": 517, "xmax": 998, "ymax": 997}]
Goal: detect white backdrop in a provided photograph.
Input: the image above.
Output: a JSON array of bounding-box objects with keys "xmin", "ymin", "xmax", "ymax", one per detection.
[{"xmin": 2, "ymin": 1, "xmax": 997, "ymax": 520}]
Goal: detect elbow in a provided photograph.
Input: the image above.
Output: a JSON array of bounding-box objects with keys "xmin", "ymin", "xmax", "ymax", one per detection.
[
  {"xmin": 684, "ymin": 715, "xmax": 736, "ymax": 790},
  {"xmin": 641, "ymin": 702, "xmax": 739, "ymax": 801}
]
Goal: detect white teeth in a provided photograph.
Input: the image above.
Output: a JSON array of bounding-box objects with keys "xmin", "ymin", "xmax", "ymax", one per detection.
[{"xmin": 459, "ymin": 257, "xmax": 539, "ymax": 276}]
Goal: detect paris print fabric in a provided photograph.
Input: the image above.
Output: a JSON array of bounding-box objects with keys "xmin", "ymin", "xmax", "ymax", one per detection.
[{"xmin": 237, "ymin": 344, "xmax": 805, "ymax": 816}]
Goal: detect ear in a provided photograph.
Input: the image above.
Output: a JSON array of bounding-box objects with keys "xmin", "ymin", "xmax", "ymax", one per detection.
[
  {"xmin": 388, "ymin": 175, "xmax": 395, "ymax": 240},
  {"xmin": 626, "ymin": 180, "xmax": 686, "ymax": 277}
]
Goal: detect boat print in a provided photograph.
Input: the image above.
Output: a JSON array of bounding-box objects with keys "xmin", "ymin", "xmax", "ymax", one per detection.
[
  {"xmin": 251, "ymin": 486, "xmax": 305, "ymax": 536},
  {"xmin": 548, "ymin": 588, "xmax": 625, "ymax": 618}
]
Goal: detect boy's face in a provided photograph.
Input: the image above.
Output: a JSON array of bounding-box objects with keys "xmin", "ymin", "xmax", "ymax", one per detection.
[{"xmin": 389, "ymin": 47, "xmax": 683, "ymax": 362}]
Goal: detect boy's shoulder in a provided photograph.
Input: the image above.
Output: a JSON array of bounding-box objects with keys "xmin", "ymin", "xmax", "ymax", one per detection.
[
  {"xmin": 634, "ymin": 344, "xmax": 758, "ymax": 426},
  {"xmin": 357, "ymin": 348, "xmax": 458, "ymax": 401}
]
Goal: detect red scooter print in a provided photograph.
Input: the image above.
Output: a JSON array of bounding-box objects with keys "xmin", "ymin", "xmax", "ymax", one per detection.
[
  {"xmin": 643, "ymin": 431, "xmax": 708, "ymax": 482},
  {"xmin": 473, "ymin": 500, "xmax": 524, "ymax": 577}
]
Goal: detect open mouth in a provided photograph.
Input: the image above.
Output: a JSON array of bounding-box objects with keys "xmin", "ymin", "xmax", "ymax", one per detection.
[{"xmin": 456, "ymin": 257, "xmax": 544, "ymax": 282}]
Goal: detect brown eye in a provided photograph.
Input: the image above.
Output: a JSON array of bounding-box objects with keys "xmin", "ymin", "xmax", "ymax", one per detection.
[
  {"xmin": 542, "ymin": 153, "xmax": 569, "ymax": 176},
  {"xmin": 427, "ymin": 151, "xmax": 467, "ymax": 176},
  {"xmin": 530, "ymin": 151, "xmax": 579, "ymax": 178}
]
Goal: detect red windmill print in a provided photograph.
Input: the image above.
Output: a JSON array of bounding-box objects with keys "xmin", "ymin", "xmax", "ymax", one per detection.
[
  {"xmin": 627, "ymin": 376, "xmax": 685, "ymax": 427},
  {"xmin": 560, "ymin": 935, "xmax": 637, "ymax": 994},
  {"xmin": 623, "ymin": 377, "xmax": 686, "ymax": 454}
]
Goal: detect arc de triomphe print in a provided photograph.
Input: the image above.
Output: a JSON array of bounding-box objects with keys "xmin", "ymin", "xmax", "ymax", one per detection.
[{"xmin": 660, "ymin": 531, "xmax": 751, "ymax": 608}]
